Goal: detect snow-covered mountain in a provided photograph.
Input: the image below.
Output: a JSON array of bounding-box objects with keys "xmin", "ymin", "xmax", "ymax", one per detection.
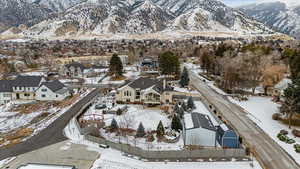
[
  {"xmin": 0, "ymin": 0, "xmax": 52, "ymax": 33},
  {"xmin": 2, "ymin": 0, "xmax": 274, "ymax": 37},
  {"xmin": 31, "ymin": 0, "xmax": 85, "ymax": 12},
  {"xmin": 240, "ymin": 1, "xmax": 300, "ymax": 38}
]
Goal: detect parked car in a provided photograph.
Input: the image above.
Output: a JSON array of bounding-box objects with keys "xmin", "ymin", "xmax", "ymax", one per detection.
[
  {"xmin": 99, "ymin": 144, "xmax": 109, "ymax": 149},
  {"xmin": 95, "ymin": 104, "xmax": 107, "ymax": 109}
]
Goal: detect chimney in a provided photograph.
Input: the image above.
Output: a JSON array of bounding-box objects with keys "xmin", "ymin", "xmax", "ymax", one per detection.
[{"xmin": 163, "ymin": 78, "xmax": 166, "ymax": 90}]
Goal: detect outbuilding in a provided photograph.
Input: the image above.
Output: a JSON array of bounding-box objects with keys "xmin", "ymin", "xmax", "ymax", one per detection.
[
  {"xmin": 183, "ymin": 112, "xmax": 216, "ymax": 147},
  {"xmin": 216, "ymin": 124, "xmax": 239, "ymax": 148}
]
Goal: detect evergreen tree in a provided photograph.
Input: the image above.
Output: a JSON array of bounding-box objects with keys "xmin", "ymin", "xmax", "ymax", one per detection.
[
  {"xmin": 177, "ymin": 107, "xmax": 184, "ymax": 119},
  {"xmin": 109, "ymin": 53, "xmax": 123, "ymax": 77},
  {"xmin": 156, "ymin": 120, "xmax": 165, "ymax": 137},
  {"xmin": 171, "ymin": 115, "xmax": 183, "ymax": 132},
  {"xmin": 110, "ymin": 118, "xmax": 119, "ymax": 131},
  {"xmin": 116, "ymin": 108, "xmax": 122, "ymax": 116},
  {"xmin": 187, "ymin": 97, "xmax": 195, "ymax": 110},
  {"xmin": 181, "ymin": 101, "xmax": 187, "ymax": 111},
  {"xmin": 158, "ymin": 51, "xmax": 180, "ymax": 78},
  {"xmin": 173, "ymin": 103, "xmax": 180, "ymax": 113},
  {"xmin": 136, "ymin": 122, "xmax": 146, "ymax": 137},
  {"xmin": 280, "ymin": 78, "xmax": 300, "ymax": 128},
  {"xmin": 179, "ymin": 67, "xmax": 190, "ymax": 87}
]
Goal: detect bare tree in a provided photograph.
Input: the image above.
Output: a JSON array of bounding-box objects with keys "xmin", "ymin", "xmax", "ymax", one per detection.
[{"xmin": 119, "ymin": 112, "xmax": 136, "ymax": 129}]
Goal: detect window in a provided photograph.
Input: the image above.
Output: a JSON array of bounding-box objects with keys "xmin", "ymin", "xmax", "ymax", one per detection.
[
  {"xmin": 24, "ymin": 93, "xmax": 30, "ymax": 97},
  {"xmin": 3, "ymin": 94, "xmax": 11, "ymax": 98},
  {"xmin": 42, "ymin": 89, "xmax": 47, "ymax": 92},
  {"xmin": 56, "ymin": 95, "xmax": 58, "ymax": 98},
  {"xmin": 41, "ymin": 94, "xmax": 46, "ymax": 98}
]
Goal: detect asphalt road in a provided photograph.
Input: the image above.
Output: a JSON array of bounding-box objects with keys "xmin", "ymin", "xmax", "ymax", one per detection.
[
  {"xmin": 0, "ymin": 89, "xmax": 100, "ymax": 161},
  {"xmin": 189, "ymin": 69, "xmax": 300, "ymax": 169}
]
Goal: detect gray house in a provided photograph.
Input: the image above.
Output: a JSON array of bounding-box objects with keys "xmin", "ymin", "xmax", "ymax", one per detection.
[{"xmin": 36, "ymin": 80, "xmax": 70, "ymax": 101}]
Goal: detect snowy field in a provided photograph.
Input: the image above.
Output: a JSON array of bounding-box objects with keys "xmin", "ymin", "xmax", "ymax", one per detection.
[
  {"xmin": 230, "ymin": 96, "xmax": 300, "ymax": 164},
  {"xmin": 84, "ymin": 75, "xmax": 105, "ymax": 84},
  {"xmin": 104, "ymin": 105, "xmax": 170, "ymax": 131}
]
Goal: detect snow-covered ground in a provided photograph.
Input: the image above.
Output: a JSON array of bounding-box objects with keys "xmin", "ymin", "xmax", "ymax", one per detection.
[
  {"xmin": 64, "ymin": 115, "xmax": 263, "ymax": 169},
  {"xmin": 230, "ymin": 96, "xmax": 300, "ymax": 164},
  {"xmin": 100, "ymin": 76, "xmax": 126, "ymax": 85},
  {"xmin": 84, "ymin": 75, "xmax": 105, "ymax": 84},
  {"xmin": 104, "ymin": 105, "xmax": 170, "ymax": 131}
]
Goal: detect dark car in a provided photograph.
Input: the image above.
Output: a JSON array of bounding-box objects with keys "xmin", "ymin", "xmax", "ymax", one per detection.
[{"xmin": 95, "ymin": 104, "xmax": 107, "ymax": 109}]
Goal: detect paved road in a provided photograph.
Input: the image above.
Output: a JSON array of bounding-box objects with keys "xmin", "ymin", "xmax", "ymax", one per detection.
[
  {"xmin": 188, "ymin": 69, "xmax": 300, "ymax": 169},
  {"xmin": 0, "ymin": 89, "xmax": 100, "ymax": 161}
]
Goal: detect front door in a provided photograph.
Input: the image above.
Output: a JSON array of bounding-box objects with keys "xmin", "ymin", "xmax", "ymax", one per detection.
[{"xmin": 16, "ymin": 93, "xmax": 20, "ymax": 99}]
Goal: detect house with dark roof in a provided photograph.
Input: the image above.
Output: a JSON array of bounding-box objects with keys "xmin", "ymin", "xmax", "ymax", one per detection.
[
  {"xmin": 36, "ymin": 80, "xmax": 70, "ymax": 101},
  {"xmin": 183, "ymin": 112, "xmax": 217, "ymax": 147},
  {"xmin": 12, "ymin": 76, "xmax": 46, "ymax": 101},
  {"xmin": 0, "ymin": 80, "xmax": 14, "ymax": 104},
  {"xmin": 116, "ymin": 77, "xmax": 177, "ymax": 105}
]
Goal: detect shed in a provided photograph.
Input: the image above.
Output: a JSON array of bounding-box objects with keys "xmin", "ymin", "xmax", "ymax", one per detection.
[
  {"xmin": 216, "ymin": 124, "xmax": 239, "ymax": 148},
  {"xmin": 183, "ymin": 112, "xmax": 216, "ymax": 147}
]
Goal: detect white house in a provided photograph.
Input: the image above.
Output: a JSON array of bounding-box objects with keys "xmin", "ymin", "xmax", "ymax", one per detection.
[
  {"xmin": 12, "ymin": 76, "xmax": 46, "ymax": 101},
  {"xmin": 273, "ymin": 78, "xmax": 292, "ymax": 97},
  {"xmin": 36, "ymin": 80, "xmax": 70, "ymax": 101},
  {"xmin": 0, "ymin": 80, "xmax": 13, "ymax": 104},
  {"xmin": 116, "ymin": 77, "xmax": 175, "ymax": 105},
  {"xmin": 183, "ymin": 112, "xmax": 217, "ymax": 147}
]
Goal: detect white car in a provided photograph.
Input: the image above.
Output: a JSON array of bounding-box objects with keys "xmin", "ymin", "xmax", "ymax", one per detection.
[{"xmin": 99, "ymin": 144, "xmax": 109, "ymax": 149}]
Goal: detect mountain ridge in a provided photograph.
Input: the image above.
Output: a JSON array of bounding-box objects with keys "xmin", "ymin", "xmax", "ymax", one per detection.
[{"xmin": 1, "ymin": 0, "xmax": 275, "ymax": 38}]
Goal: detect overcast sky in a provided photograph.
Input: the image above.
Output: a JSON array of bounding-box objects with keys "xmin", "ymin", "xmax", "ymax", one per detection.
[{"xmin": 221, "ymin": 0, "xmax": 257, "ymax": 7}]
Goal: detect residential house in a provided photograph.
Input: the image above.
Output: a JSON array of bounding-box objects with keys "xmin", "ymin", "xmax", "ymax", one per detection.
[
  {"xmin": 36, "ymin": 80, "xmax": 70, "ymax": 101},
  {"xmin": 0, "ymin": 80, "xmax": 14, "ymax": 104},
  {"xmin": 183, "ymin": 112, "xmax": 216, "ymax": 147},
  {"xmin": 12, "ymin": 76, "xmax": 46, "ymax": 100},
  {"xmin": 60, "ymin": 62, "xmax": 88, "ymax": 78},
  {"xmin": 116, "ymin": 77, "xmax": 175, "ymax": 105}
]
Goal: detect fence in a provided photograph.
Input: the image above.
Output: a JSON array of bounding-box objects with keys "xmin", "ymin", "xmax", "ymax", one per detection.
[{"xmin": 85, "ymin": 134, "xmax": 246, "ymax": 159}]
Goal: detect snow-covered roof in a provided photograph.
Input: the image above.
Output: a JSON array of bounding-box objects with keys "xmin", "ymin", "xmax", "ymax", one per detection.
[
  {"xmin": 18, "ymin": 163, "xmax": 75, "ymax": 169},
  {"xmin": 220, "ymin": 123, "xmax": 229, "ymax": 131},
  {"xmin": 184, "ymin": 112, "xmax": 216, "ymax": 131}
]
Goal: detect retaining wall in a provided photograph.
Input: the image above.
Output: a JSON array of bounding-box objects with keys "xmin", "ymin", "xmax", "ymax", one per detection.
[{"xmin": 85, "ymin": 135, "xmax": 246, "ymax": 159}]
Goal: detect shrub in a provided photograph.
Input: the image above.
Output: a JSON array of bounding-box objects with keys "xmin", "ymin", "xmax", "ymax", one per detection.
[
  {"xmin": 280, "ymin": 129, "xmax": 288, "ymax": 135},
  {"xmin": 292, "ymin": 129, "xmax": 300, "ymax": 137},
  {"xmin": 294, "ymin": 144, "xmax": 300, "ymax": 153},
  {"xmin": 272, "ymin": 113, "xmax": 282, "ymax": 120},
  {"xmin": 287, "ymin": 139, "xmax": 296, "ymax": 144},
  {"xmin": 116, "ymin": 108, "xmax": 122, "ymax": 116}
]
